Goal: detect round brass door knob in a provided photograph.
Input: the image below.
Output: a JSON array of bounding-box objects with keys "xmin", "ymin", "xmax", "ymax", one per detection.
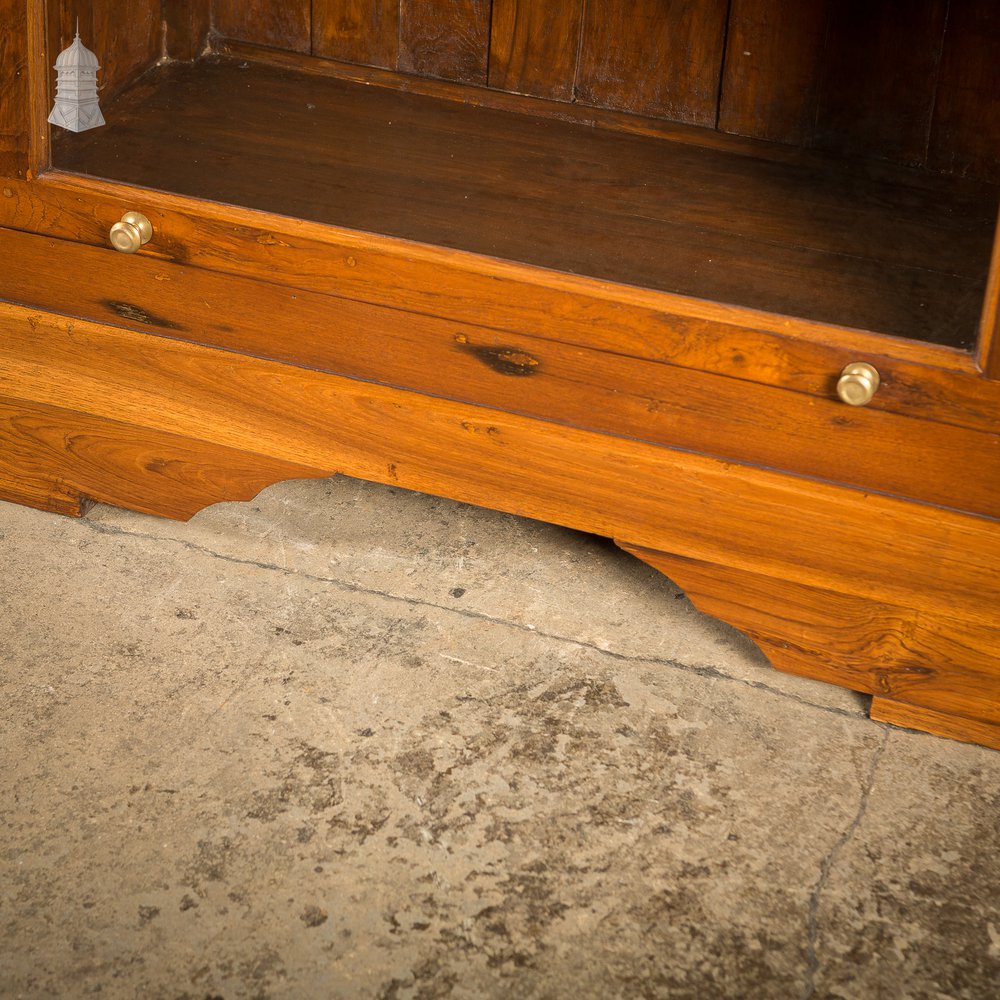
[
  {"xmin": 836, "ymin": 362, "xmax": 881, "ymax": 406},
  {"xmin": 109, "ymin": 211, "xmax": 153, "ymax": 253}
]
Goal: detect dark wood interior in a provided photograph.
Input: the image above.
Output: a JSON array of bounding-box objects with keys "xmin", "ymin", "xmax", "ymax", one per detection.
[
  {"xmin": 208, "ymin": 0, "xmax": 1000, "ymax": 182},
  {"xmin": 46, "ymin": 1, "xmax": 1000, "ymax": 184},
  {"xmin": 52, "ymin": 55, "xmax": 998, "ymax": 347}
]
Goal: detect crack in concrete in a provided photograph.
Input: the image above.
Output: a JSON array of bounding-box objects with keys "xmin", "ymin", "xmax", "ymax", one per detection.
[
  {"xmin": 801, "ymin": 727, "xmax": 889, "ymax": 1000},
  {"xmin": 81, "ymin": 518, "xmax": 867, "ymax": 721}
]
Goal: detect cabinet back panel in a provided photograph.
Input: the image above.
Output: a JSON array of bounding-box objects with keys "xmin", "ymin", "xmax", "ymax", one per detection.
[
  {"xmin": 49, "ymin": 0, "xmax": 989, "ymax": 183},
  {"xmin": 930, "ymin": 0, "xmax": 1000, "ymax": 182},
  {"xmin": 214, "ymin": 0, "xmax": 311, "ymax": 54},
  {"xmin": 574, "ymin": 0, "xmax": 730, "ymax": 126},
  {"xmin": 311, "ymin": 0, "xmax": 399, "ymax": 67},
  {"xmin": 488, "ymin": 0, "xmax": 583, "ymax": 101},
  {"xmin": 398, "ymin": 0, "xmax": 491, "ymax": 85}
]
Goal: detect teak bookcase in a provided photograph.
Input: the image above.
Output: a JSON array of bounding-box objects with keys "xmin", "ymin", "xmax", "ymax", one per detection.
[{"xmin": 2, "ymin": 1, "xmax": 999, "ymax": 749}]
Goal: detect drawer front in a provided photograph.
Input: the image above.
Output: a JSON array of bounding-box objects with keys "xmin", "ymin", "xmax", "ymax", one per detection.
[
  {"xmin": 2, "ymin": 225, "xmax": 998, "ymax": 519},
  {"xmin": 4, "ymin": 174, "xmax": 1000, "ymax": 435}
]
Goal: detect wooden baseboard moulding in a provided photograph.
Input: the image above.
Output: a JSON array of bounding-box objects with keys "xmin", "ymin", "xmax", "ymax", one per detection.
[{"xmin": 619, "ymin": 546, "xmax": 1000, "ymax": 752}]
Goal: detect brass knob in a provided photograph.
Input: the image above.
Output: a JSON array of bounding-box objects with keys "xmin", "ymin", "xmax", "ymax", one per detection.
[
  {"xmin": 109, "ymin": 211, "xmax": 152, "ymax": 253},
  {"xmin": 836, "ymin": 362, "xmax": 880, "ymax": 406}
]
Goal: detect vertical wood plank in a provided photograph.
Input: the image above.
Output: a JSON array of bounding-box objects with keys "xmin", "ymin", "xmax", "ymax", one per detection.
[
  {"xmin": 718, "ymin": 0, "xmax": 830, "ymax": 144},
  {"xmin": 0, "ymin": 0, "xmax": 30, "ymax": 179},
  {"xmin": 812, "ymin": 0, "xmax": 947, "ymax": 167},
  {"xmin": 489, "ymin": 0, "xmax": 584, "ymax": 101},
  {"xmin": 930, "ymin": 0, "xmax": 1000, "ymax": 183},
  {"xmin": 576, "ymin": 0, "xmax": 730, "ymax": 125},
  {"xmin": 978, "ymin": 208, "xmax": 1000, "ymax": 381},
  {"xmin": 399, "ymin": 0, "xmax": 492, "ymax": 84},
  {"xmin": 163, "ymin": 0, "xmax": 212, "ymax": 60},
  {"xmin": 27, "ymin": 0, "xmax": 50, "ymax": 176},
  {"xmin": 313, "ymin": 0, "xmax": 399, "ymax": 67},
  {"xmin": 91, "ymin": 0, "xmax": 160, "ymax": 97},
  {"xmin": 215, "ymin": 0, "xmax": 312, "ymax": 54}
]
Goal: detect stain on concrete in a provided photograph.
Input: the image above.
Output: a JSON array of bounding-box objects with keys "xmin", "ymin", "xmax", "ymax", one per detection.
[{"xmin": 0, "ymin": 479, "xmax": 997, "ymax": 998}]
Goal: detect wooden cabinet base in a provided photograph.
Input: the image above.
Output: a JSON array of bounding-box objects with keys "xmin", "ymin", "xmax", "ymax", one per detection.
[
  {"xmin": 619, "ymin": 546, "xmax": 1000, "ymax": 752},
  {"xmin": 870, "ymin": 699, "xmax": 1000, "ymax": 751},
  {"xmin": 1, "ymin": 301, "xmax": 996, "ymax": 750},
  {"xmin": 0, "ymin": 396, "xmax": 330, "ymax": 522}
]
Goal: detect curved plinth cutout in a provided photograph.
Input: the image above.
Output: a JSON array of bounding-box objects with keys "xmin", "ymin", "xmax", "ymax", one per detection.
[
  {"xmin": 617, "ymin": 542, "xmax": 1000, "ymax": 752},
  {"xmin": 3, "ymin": 387, "xmax": 998, "ymax": 752},
  {"xmin": 0, "ymin": 395, "xmax": 332, "ymax": 522}
]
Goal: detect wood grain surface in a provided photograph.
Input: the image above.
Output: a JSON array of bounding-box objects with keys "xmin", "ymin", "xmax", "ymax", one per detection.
[
  {"xmin": 718, "ymin": 0, "xmax": 830, "ymax": 146},
  {"xmin": 0, "ymin": 0, "xmax": 30, "ymax": 179},
  {"xmin": 163, "ymin": 0, "xmax": 212, "ymax": 61},
  {"xmin": 980, "ymin": 211, "xmax": 1000, "ymax": 380},
  {"xmin": 4, "ymin": 228, "xmax": 999, "ymax": 519},
  {"xmin": 214, "ymin": 0, "xmax": 311, "ymax": 55},
  {"xmin": 50, "ymin": 58, "xmax": 997, "ymax": 348},
  {"xmin": 196, "ymin": 1, "xmax": 1000, "ymax": 181},
  {"xmin": 812, "ymin": 0, "xmax": 948, "ymax": 167},
  {"xmin": 488, "ymin": 0, "xmax": 584, "ymax": 100},
  {"xmin": 398, "ymin": 0, "xmax": 491, "ymax": 84},
  {"xmin": 5, "ymin": 175, "xmax": 999, "ymax": 435},
  {"xmin": 312, "ymin": 0, "xmax": 399, "ymax": 68},
  {"xmin": 930, "ymin": 0, "xmax": 1000, "ymax": 183},
  {"xmin": 2, "ymin": 302, "xmax": 998, "ymax": 620},
  {"xmin": 0, "ymin": 394, "xmax": 329, "ymax": 520},
  {"xmin": 2, "ymin": 301, "xmax": 998, "ymax": 747},
  {"xmin": 576, "ymin": 0, "xmax": 730, "ymax": 124},
  {"xmin": 870, "ymin": 699, "xmax": 1000, "ymax": 752}
]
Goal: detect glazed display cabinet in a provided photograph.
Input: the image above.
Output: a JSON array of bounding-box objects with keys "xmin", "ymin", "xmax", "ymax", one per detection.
[{"xmin": 1, "ymin": 1, "xmax": 998, "ymax": 748}]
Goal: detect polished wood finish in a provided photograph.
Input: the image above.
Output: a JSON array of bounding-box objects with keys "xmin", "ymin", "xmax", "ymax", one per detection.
[
  {"xmin": 1, "ymin": 299, "xmax": 997, "ymax": 747},
  {"xmin": 213, "ymin": 0, "xmax": 310, "ymax": 55},
  {"xmin": 51, "ymin": 58, "xmax": 997, "ymax": 348},
  {"xmin": 812, "ymin": 1, "xmax": 948, "ymax": 166},
  {"xmin": 719, "ymin": 0, "xmax": 830, "ymax": 147},
  {"xmin": 312, "ymin": 0, "xmax": 399, "ymax": 68},
  {"xmin": 718, "ymin": 1, "xmax": 1000, "ymax": 183},
  {"xmin": 1, "ymin": 302, "xmax": 997, "ymax": 623},
  {"xmin": 201, "ymin": 0, "xmax": 1000, "ymax": 182},
  {"xmin": 398, "ymin": 0, "xmax": 491, "ymax": 84},
  {"xmin": 871, "ymin": 700, "xmax": 1000, "ymax": 753},
  {"xmin": 930, "ymin": 0, "xmax": 1000, "ymax": 182},
  {"xmin": 980, "ymin": 209, "xmax": 1000, "ymax": 380},
  {"xmin": 0, "ymin": 394, "xmax": 329, "ymax": 521},
  {"xmin": 0, "ymin": 0, "xmax": 31, "ymax": 179},
  {"xmin": 4, "ymin": 227, "xmax": 999, "ymax": 518},
  {"xmin": 5, "ymin": 174, "xmax": 1000, "ymax": 433},
  {"xmin": 488, "ymin": 0, "xmax": 583, "ymax": 101},
  {"xmin": 619, "ymin": 547, "xmax": 1000, "ymax": 751},
  {"xmin": 576, "ymin": 0, "xmax": 729, "ymax": 125}
]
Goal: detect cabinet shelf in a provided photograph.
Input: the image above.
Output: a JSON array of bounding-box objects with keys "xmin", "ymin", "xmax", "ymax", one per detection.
[{"xmin": 53, "ymin": 54, "xmax": 998, "ymax": 348}]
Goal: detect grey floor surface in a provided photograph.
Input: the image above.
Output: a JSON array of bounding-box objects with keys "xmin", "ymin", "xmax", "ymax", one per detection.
[{"xmin": 1, "ymin": 476, "xmax": 998, "ymax": 1000}]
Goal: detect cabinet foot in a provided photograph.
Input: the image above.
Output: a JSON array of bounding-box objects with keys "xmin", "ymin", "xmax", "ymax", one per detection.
[
  {"xmin": 0, "ymin": 395, "xmax": 330, "ymax": 521},
  {"xmin": 618, "ymin": 542, "xmax": 1000, "ymax": 751},
  {"xmin": 870, "ymin": 699, "xmax": 1000, "ymax": 751}
]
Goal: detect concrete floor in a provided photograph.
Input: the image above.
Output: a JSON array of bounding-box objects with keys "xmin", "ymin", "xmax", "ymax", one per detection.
[{"xmin": 1, "ymin": 476, "xmax": 998, "ymax": 1000}]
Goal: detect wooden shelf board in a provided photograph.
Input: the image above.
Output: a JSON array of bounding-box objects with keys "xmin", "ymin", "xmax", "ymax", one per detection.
[{"xmin": 52, "ymin": 55, "xmax": 999, "ymax": 349}]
